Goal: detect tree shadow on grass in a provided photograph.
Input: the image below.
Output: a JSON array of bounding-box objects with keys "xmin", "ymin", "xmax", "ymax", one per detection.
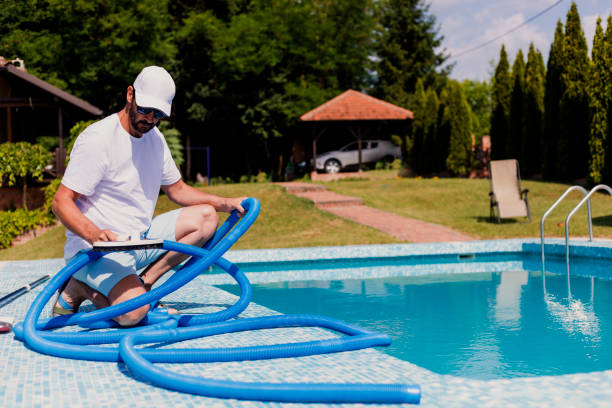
[
  {"xmin": 473, "ymin": 216, "xmax": 522, "ymax": 225},
  {"xmin": 591, "ymin": 215, "xmax": 612, "ymax": 227}
]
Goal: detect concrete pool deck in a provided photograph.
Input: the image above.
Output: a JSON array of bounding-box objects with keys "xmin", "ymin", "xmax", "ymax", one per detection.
[{"xmin": 2, "ymin": 239, "xmax": 612, "ymax": 407}]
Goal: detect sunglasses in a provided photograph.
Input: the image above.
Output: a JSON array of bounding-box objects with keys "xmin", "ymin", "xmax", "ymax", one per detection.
[
  {"xmin": 136, "ymin": 105, "xmax": 166, "ymax": 119},
  {"xmin": 133, "ymin": 90, "xmax": 167, "ymax": 119}
]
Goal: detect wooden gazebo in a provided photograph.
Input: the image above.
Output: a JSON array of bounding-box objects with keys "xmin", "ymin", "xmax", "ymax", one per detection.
[{"xmin": 300, "ymin": 89, "xmax": 413, "ymax": 171}]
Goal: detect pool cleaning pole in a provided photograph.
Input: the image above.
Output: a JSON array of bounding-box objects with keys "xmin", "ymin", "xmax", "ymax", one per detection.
[
  {"xmin": 0, "ymin": 275, "xmax": 51, "ymax": 309},
  {"xmin": 0, "ymin": 275, "xmax": 50, "ymax": 333}
]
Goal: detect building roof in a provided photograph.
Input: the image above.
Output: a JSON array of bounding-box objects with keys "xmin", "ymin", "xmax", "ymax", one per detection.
[
  {"xmin": 0, "ymin": 63, "xmax": 103, "ymax": 116},
  {"xmin": 300, "ymin": 89, "xmax": 413, "ymax": 122}
]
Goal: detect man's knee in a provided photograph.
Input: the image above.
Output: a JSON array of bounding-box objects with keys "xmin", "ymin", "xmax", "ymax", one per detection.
[
  {"xmin": 181, "ymin": 204, "xmax": 219, "ymax": 236},
  {"xmin": 115, "ymin": 304, "xmax": 149, "ymax": 326}
]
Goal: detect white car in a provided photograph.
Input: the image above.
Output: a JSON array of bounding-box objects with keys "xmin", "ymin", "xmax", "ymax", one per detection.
[{"xmin": 315, "ymin": 140, "xmax": 402, "ymax": 173}]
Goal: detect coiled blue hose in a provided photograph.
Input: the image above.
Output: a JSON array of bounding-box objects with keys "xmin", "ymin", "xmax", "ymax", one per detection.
[{"xmin": 16, "ymin": 197, "xmax": 421, "ymax": 404}]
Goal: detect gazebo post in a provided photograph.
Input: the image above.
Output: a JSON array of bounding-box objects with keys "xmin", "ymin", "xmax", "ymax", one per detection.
[
  {"xmin": 311, "ymin": 125, "xmax": 327, "ymax": 175},
  {"xmin": 349, "ymin": 126, "xmax": 363, "ymax": 172},
  {"xmin": 312, "ymin": 127, "xmax": 317, "ymax": 175}
]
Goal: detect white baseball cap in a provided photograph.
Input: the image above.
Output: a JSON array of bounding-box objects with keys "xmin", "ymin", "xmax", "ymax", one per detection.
[{"xmin": 133, "ymin": 66, "xmax": 175, "ymax": 117}]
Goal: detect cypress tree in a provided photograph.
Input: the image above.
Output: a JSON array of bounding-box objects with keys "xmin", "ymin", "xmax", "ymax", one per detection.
[
  {"xmin": 490, "ymin": 45, "xmax": 512, "ymax": 160},
  {"xmin": 444, "ymin": 81, "xmax": 473, "ymax": 176},
  {"xmin": 559, "ymin": 2, "xmax": 590, "ymax": 180},
  {"xmin": 510, "ymin": 49, "xmax": 526, "ymax": 162},
  {"xmin": 543, "ymin": 20, "xmax": 565, "ymax": 179},
  {"xmin": 423, "ymin": 87, "xmax": 439, "ymax": 174},
  {"xmin": 437, "ymin": 87, "xmax": 451, "ymax": 173},
  {"xmin": 524, "ymin": 43, "xmax": 546, "ymax": 176},
  {"xmin": 588, "ymin": 18, "xmax": 608, "ymax": 185},
  {"xmin": 411, "ymin": 79, "xmax": 427, "ymax": 174},
  {"xmin": 601, "ymin": 16, "xmax": 612, "ymax": 184}
]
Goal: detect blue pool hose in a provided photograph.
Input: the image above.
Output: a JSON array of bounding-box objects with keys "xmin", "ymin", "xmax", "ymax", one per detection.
[{"xmin": 16, "ymin": 198, "xmax": 421, "ymax": 404}]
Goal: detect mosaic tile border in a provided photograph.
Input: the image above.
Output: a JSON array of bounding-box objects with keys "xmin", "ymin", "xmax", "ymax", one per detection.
[{"xmin": 2, "ymin": 238, "xmax": 612, "ymax": 407}]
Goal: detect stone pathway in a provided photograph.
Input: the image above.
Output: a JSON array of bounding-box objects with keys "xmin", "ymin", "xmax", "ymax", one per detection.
[{"xmin": 275, "ymin": 182, "xmax": 473, "ymax": 243}]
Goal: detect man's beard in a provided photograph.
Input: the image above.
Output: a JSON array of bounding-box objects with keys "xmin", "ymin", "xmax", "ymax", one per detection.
[{"xmin": 129, "ymin": 104, "xmax": 156, "ymax": 134}]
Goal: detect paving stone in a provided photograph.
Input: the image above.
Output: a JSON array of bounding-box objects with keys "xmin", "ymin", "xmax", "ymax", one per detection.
[{"xmin": 276, "ymin": 182, "xmax": 473, "ymax": 242}]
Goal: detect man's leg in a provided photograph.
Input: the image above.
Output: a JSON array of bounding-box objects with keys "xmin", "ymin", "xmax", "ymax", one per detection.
[
  {"xmin": 57, "ymin": 275, "xmax": 148, "ymax": 326},
  {"xmin": 58, "ymin": 277, "xmax": 109, "ymax": 311},
  {"xmin": 139, "ymin": 204, "xmax": 219, "ymax": 290},
  {"xmin": 56, "ymin": 205, "xmax": 218, "ymax": 326},
  {"xmin": 56, "ymin": 250, "xmax": 148, "ymax": 326},
  {"xmin": 106, "ymin": 275, "xmax": 149, "ymax": 326}
]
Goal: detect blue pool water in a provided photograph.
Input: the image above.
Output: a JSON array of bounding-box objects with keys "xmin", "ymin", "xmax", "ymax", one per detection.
[{"xmin": 218, "ymin": 264, "xmax": 612, "ymax": 380}]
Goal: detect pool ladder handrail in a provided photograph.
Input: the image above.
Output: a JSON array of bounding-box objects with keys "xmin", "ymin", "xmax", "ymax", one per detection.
[
  {"xmin": 565, "ymin": 184, "xmax": 612, "ymax": 279},
  {"xmin": 540, "ymin": 185, "xmax": 591, "ymax": 277}
]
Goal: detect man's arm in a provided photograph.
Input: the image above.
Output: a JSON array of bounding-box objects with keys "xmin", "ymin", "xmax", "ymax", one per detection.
[
  {"xmin": 52, "ymin": 184, "xmax": 119, "ymax": 244},
  {"xmin": 161, "ymin": 180, "xmax": 247, "ymax": 215}
]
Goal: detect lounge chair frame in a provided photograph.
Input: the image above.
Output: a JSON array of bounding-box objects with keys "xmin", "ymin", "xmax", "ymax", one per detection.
[{"xmin": 488, "ymin": 159, "xmax": 531, "ymax": 223}]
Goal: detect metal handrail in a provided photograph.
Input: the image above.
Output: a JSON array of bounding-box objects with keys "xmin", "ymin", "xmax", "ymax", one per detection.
[
  {"xmin": 564, "ymin": 184, "xmax": 612, "ymax": 296},
  {"xmin": 540, "ymin": 185, "xmax": 591, "ymax": 279}
]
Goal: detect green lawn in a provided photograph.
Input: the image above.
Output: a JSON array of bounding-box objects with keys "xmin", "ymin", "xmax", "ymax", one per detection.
[
  {"xmin": 317, "ymin": 172, "xmax": 612, "ymax": 239},
  {"xmin": 2, "ymin": 172, "xmax": 611, "ymax": 261},
  {"xmin": 0, "ymin": 183, "xmax": 396, "ymax": 261}
]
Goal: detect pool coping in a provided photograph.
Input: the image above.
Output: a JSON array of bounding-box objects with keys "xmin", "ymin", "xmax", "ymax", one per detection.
[{"xmin": 3, "ymin": 238, "xmax": 612, "ymax": 407}]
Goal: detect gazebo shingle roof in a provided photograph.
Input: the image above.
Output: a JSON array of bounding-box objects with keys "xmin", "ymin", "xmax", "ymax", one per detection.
[{"xmin": 300, "ymin": 89, "xmax": 413, "ymax": 121}]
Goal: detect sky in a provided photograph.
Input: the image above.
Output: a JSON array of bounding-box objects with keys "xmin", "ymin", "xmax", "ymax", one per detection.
[{"xmin": 428, "ymin": 0, "xmax": 612, "ymax": 81}]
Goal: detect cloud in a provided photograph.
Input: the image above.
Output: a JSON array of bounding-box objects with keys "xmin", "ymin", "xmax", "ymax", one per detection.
[
  {"xmin": 431, "ymin": 0, "xmax": 611, "ymax": 80},
  {"xmin": 441, "ymin": 13, "xmax": 549, "ymax": 80},
  {"xmin": 483, "ymin": 13, "xmax": 549, "ymax": 55},
  {"xmin": 583, "ymin": 11, "xmax": 611, "ymax": 50}
]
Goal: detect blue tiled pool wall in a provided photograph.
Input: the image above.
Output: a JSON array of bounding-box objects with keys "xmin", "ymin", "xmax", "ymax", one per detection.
[
  {"xmin": 3, "ymin": 238, "xmax": 612, "ymax": 407},
  {"xmin": 200, "ymin": 238, "xmax": 612, "ymax": 286}
]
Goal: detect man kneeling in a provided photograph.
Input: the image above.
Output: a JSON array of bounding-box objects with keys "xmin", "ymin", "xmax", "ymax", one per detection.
[{"xmin": 52, "ymin": 66, "xmax": 245, "ymax": 326}]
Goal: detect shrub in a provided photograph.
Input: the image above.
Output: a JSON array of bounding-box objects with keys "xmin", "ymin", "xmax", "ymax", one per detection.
[
  {"xmin": 67, "ymin": 120, "xmax": 97, "ymax": 159},
  {"xmin": 0, "ymin": 209, "xmax": 55, "ymax": 249},
  {"xmin": 255, "ymin": 171, "xmax": 268, "ymax": 183},
  {"xmin": 391, "ymin": 158, "xmax": 403, "ymax": 170},
  {"xmin": 157, "ymin": 122, "xmax": 185, "ymax": 168},
  {"xmin": 0, "ymin": 142, "xmax": 53, "ymax": 209},
  {"xmin": 36, "ymin": 135, "xmax": 60, "ymax": 152},
  {"xmin": 43, "ymin": 178, "xmax": 61, "ymax": 214}
]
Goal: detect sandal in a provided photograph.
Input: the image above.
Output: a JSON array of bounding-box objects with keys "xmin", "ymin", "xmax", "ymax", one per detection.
[
  {"xmin": 153, "ymin": 302, "xmax": 179, "ymax": 315},
  {"xmin": 52, "ymin": 282, "xmax": 78, "ymax": 316}
]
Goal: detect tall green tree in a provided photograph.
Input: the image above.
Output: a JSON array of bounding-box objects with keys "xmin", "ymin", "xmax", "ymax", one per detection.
[
  {"xmin": 410, "ymin": 79, "xmax": 427, "ymax": 174},
  {"xmin": 443, "ymin": 81, "xmax": 473, "ymax": 176},
  {"xmin": 599, "ymin": 16, "xmax": 612, "ymax": 184},
  {"xmin": 0, "ymin": 0, "xmax": 177, "ymax": 112},
  {"xmin": 423, "ymin": 87, "xmax": 440, "ymax": 174},
  {"xmin": 436, "ymin": 87, "xmax": 451, "ymax": 172},
  {"xmin": 524, "ymin": 43, "xmax": 546, "ymax": 176},
  {"xmin": 461, "ymin": 79, "xmax": 491, "ymax": 142},
  {"xmin": 587, "ymin": 18, "xmax": 608, "ymax": 185},
  {"xmin": 374, "ymin": 0, "xmax": 450, "ymax": 106},
  {"xmin": 558, "ymin": 2, "xmax": 590, "ymax": 180},
  {"xmin": 490, "ymin": 45, "xmax": 512, "ymax": 160},
  {"xmin": 174, "ymin": 0, "xmax": 376, "ymax": 177},
  {"xmin": 510, "ymin": 49, "xmax": 526, "ymax": 162},
  {"xmin": 543, "ymin": 20, "xmax": 565, "ymax": 179}
]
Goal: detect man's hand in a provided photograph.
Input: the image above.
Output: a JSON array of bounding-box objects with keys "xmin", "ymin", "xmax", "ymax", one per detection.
[
  {"xmin": 85, "ymin": 228, "xmax": 120, "ymax": 245},
  {"xmin": 162, "ymin": 180, "xmax": 249, "ymax": 216},
  {"xmin": 220, "ymin": 197, "xmax": 248, "ymax": 217}
]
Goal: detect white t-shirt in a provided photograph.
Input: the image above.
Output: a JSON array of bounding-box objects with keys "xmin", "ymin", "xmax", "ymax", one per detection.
[{"xmin": 61, "ymin": 114, "xmax": 182, "ymax": 258}]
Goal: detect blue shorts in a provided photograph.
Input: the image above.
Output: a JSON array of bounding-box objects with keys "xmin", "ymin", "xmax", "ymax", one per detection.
[{"xmin": 67, "ymin": 208, "xmax": 182, "ymax": 297}]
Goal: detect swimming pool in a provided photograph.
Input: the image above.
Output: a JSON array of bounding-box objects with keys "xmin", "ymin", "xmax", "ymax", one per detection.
[
  {"xmin": 4, "ymin": 238, "xmax": 612, "ymax": 407},
  {"xmin": 218, "ymin": 269, "xmax": 612, "ymax": 380}
]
